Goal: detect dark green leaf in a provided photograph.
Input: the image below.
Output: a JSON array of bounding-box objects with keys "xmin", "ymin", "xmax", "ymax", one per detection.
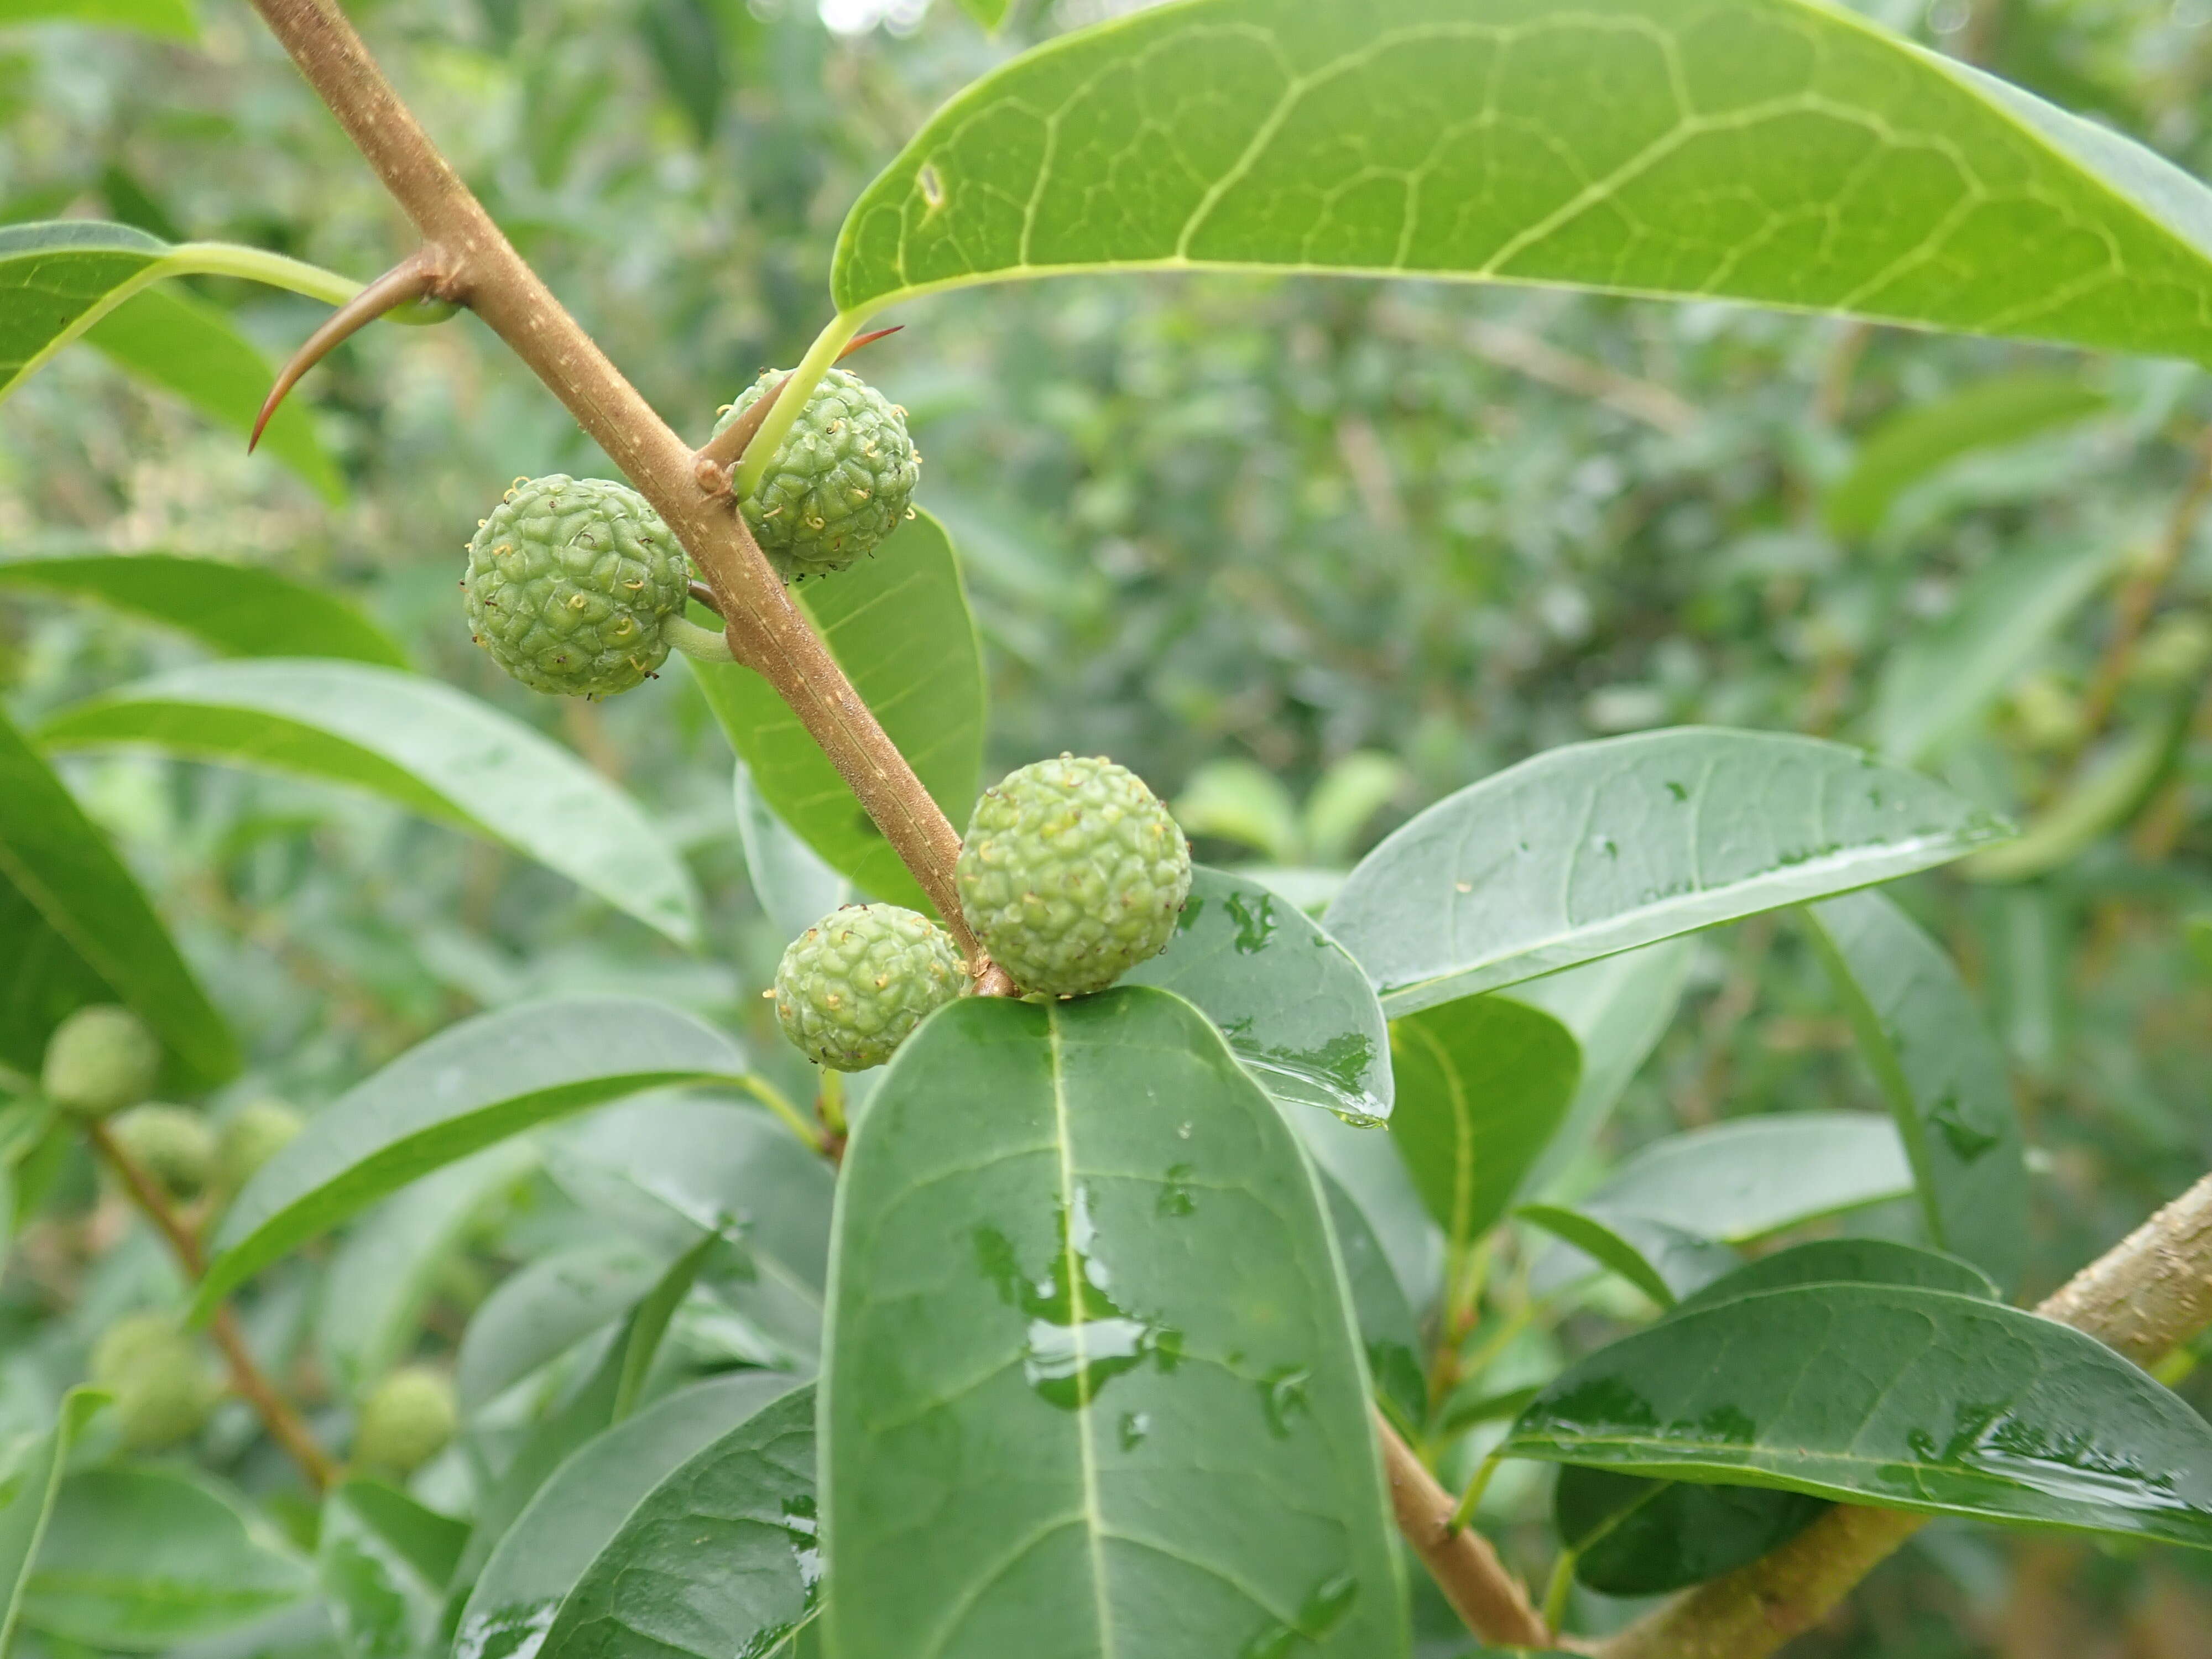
[
  {"xmin": 1128, "ymin": 865, "xmax": 1393, "ymax": 1124},
  {"xmin": 1327, "ymin": 729, "xmax": 2008, "ymax": 1015},
  {"xmin": 640, "ymin": 0, "xmax": 722, "ymax": 144},
  {"xmin": 316, "ymin": 1483, "xmax": 466, "ymax": 1659},
  {"xmin": 41, "ymin": 661, "xmax": 702, "ymax": 946},
  {"xmin": 455, "ymin": 1374, "xmax": 802, "ymax": 1659},
  {"xmin": 23, "ymin": 1470, "xmax": 312, "ymax": 1650},
  {"xmin": 0, "ymin": 1391, "xmax": 105, "ymax": 1655},
  {"xmin": 536, "ymin": 1386, "xmax": 818, "ymax": 1659},
  {"xmin": 1557, "ymin": 1468, "xmax": 1828, "ymax": 1597},
  {"xmin": 0, "ymin": 0, "xmax": 196, "ymax": 38},
  {"xmin": 832, "ymin": 0, "xmax": 2212, "ymax": 368},
  {"xmin": 1826, "ymin": 373, "xmax": 2110, "ymax": 536},
  {"xmin": 456, "ymin": 1238, "xmax": 671, "ymax": 1415},
  {"xmin": 824, "ymin": 989, "xmax": 1407, "ymax": 1659},
  {"xmin": 1389, "ymin": 996, "xmax": 1580, "ymax": 1250},
  {"xmin": 1505, "ymin": 1284, "xmax": 2212, "ymax": 1547},
  {"xmin": 1806, "ymin": 890, "xmax": 2030, "ymax": 1292},
  {"xmin": 689, "ymin": 510, "xmax": 982, "ymax": 912},
  {"xmin": 0, "ymin": 553, "xmax": 406, "ymax": 667},
  {"xmin": 196, "ymin": 999, "xmax": 754, "ymax": 1315},
  {"xmin": 0, "ymin": 701, "xmax": 237, "ymax": 1089},
  {"xmin": 1672, "ymin": 1237, "xmax": 1999, "ymax": 1319}
]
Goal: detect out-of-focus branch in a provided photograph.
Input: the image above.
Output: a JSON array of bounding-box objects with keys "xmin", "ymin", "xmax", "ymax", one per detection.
[{"xmin": 1378, "ymin": 1409, "xmax": 1553, "ymax": 1649}]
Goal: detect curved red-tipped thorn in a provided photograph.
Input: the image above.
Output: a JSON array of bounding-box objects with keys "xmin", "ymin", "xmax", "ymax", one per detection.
[
  {"xmin": 251, "ymin": 253, "xmax": 439, "ymax": 453},
  {"xmin": 837, "ymin": 324, "xmax": 904, "ymax": 361}
]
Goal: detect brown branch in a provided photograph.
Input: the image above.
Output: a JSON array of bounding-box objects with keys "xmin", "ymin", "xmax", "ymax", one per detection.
[
  {"xmin": 88, "ymin": 1121, "xmax": 342, "ymax": 1491},
  {"xmin": 1600, "ymin": 1169, "xmax": 2212, "ymax": 1659},
  {"xmin": 1378, "ymin": 1408, "xmax": 1553, "ymax": 1649},
  {"xmin": 246, "ymin": 0, "xmax": 992, "ymax": 967}
]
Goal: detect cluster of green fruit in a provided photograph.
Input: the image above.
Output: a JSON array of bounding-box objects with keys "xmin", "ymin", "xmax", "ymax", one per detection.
[
  {"xmin": 461, "ymin": 367, "xmax": 919, "ymax": 697},
  {"xmin": 774, "ymin": 754, "xmax": 1193, "ymax": 1071}
]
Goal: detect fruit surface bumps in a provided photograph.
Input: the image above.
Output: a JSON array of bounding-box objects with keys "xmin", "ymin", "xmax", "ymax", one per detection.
[
  {"xmin": 714, "ymin": 367, "xmax": 920, "ymax": 579},
  {"xmin": 354, "ymin": 1366, "xmax": 457, "ymax": 1475},
  {"xmin": 112, "ymin": 1104, "xmax": 217, "ymax": 1200},
  {"xmin": 42, "ymin": 1004, "xmax": 160, "ymax": 1118},
  {"xmin": 463, "ymin": 474, "xmax": 691, "ymax": 696},
  {"xmin": 91, "ymin": 1313, "xmax": 218, "ymax": 1451},
  {"xmin": 957, "ymin": 754, "xmax": 1192, "ymax": 997},
  {"xmin": 774, "ymin": 904, "xmax": 967, "ymax": 1072}
]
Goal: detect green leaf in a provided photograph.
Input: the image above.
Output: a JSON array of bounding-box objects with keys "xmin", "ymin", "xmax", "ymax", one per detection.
[
  {"xmin": 536, "ymin": 1386, "xmax": 819, "ymax": 1659},
  {"xmin": 0, "ymin": 554, "xmax": 406, "ymax": 667},
  {"xmin": 1964, "ymin": 708, "xmax": 2187, "ymax": 881},
  {"xmin": 950, "ymin": 0, "xmax": 1009, "ymax": 29},
  {"xmin": 2189, "ymin": 913, "xmax": 2212, "ymax": 977},
  {"xmin": 1825, "ymin": 373, "xmax": 2110, "ymax": 538},
  {"xmin": 0, "ymin": 0, "xmax": 196, "ymax": 37},
  {"xmin": 1510, "ymin": 938, "xmax": 1695, "ymax": 1199},
  {"xmin": 1871, "ymin": 539, "xmax": 2119, "ymax": 764},
  {"xmin": 0, "ymin": 1391, "xmax": 106, "ymax": 1658},
  {"xmin": 824, "ymin": 989, "xmax": 1407, "ymax": 1659},
  {"xmin": 316, "ymin": 1482, "xmax": 467, "ymax": 1659},
  {"xmin": 1805, "ymin": 890, "xmax": 2030, "ymax": 1293},
  {"xmin": 40, "ymin": 660, "xmax": 702, "ymax": 946},
  {"xmin": 23, "ymin": 1470, "xmax": 312, "ymax": 1650},
  {"xmin": 196, "ymin": 999, "xmax": 754, "ymax": 1315},
  {"xmin": 1388, "ymin": 996, "xmax": 1580, "ymax": 1251},
  {"xmin": 1517, "ymin": 1204, "xmax": 1736, "ymax": 1308},
  {"xmin": 1173, "ymin": 759, "xmax": 1302, "ymax": 863},
  {"xmin": 688, "ymin": 509, "xmax": 983, "ymax": 912},
  {"xmin": 315, "ymin": 1143, "xmax": 538, "ymax": 1398},
  {"xmin": 455, "ymin": 1238, "xmax": 671, "ymax": 1415},
  {"xmin": 1327, "ymin": 729, "xmax": 2008, "ymax": 1016},
  {"xmin": 1318, "ymin": 1169, "xmax": 1425, "ymax": 1430},
  {"xmin": 85, "ymin": 285, "xmax": 340, "ymax": 502},
  {"xmin": 831, "ymin": 0, "xmax": 2212, "ymax": 368},
  {"xmin": 455, "ymin": 1373, "xmax": 804, "ymax": 1659},
  {"xmin": 0, "ymin": 701, "xmax": 238, "ymax": 1089},
  {"xmin": 1673, "ymin": 1237, "xmax": 1999, "ymax": 1317},
  {"xmin": 1126, "ymin": 865, "xmax": 1393, "ymax": 1124},
  {"xmin": 732, "ymin": 761, "xmax": 848, "ymax": 943},
  {"xmin": 1503, "ymin": 1283, "xmax": 2212, "ymax": 1548}
]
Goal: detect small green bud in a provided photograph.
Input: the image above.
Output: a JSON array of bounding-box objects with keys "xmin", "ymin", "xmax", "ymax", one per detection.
[
  {"xmin": 90, "ymin": 1312, "xmax": 218, "ymax": 1451},
  {"xmin": 42, "ymin": 1004, "xmax": 160, "ymax": 1118},
  {"xmin": 111, "ymin": 1104, "xmax": 217, "ymax": 1201},
  {"xmin": 217, "ymin": 1099, "xmax": 305, "ymax": 1194},
  {"xmin": 354, "ymin": 1366, "xmax": 457, "ymax": 1475}
]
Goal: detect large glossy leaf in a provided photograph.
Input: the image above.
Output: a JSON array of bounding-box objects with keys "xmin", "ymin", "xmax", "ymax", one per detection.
[
  {"xmin": 1825, "ymin": 373, "xmax": 2110, "ymax": 537},
  {"xmin": 196, "ymin": 1000, "xmax": 755, "ymax": 1314},
  {"xmin": 0, "ymin": 1, "xmax": 196, "ymax": 38},
  {"xmin": 23, "ymin": 1470, "xmax": 312, "ymax": 1650},
  {"xmin": 1327, "ymin": 729, "xmax": 2007, "ymax": 1015},
  {"xmin": 1128, "ymin": 865, "xmax": 1394, "ymax": 1124},
  {"xmin": 1871, "ymin": 539, "xmax": 2117, "ymax": 764},
  {"xmin": 1566, "ymin": 1112, "xmax": 1913, "ymax": 1241},
  {"xmin": 1389, "ymin": 996, "xmax": 1580, "ymax": 1251},
  {"xmin": 824, "ymin": 990, "xmax": 1407, "ymax": 1659},
  {"xmin": 316, "ymin": 1482, "xmax": 467, "ymax": 1659},
  {"xmin": 455, "ymin": 1237, "xmax": 671, "ymax": 1415},
  {"xmin": 0, "ymin": 1391, "xmax": 105, "ymax": 1656},
  {"xmin": 536, "ymin": 1386, "xmax": 819, "ymax": 1659},
  {"xmin": 456, "ymin": 1373, "xmax": 802, "ymax": 1659},
  {"xmin": 1504, "ymin": 1283, "xmax": 2212, "ymax": 1547},
  {"xmin": 0, "ymin": 553, "xmax": 406, "ymax": 666},
  {"xmin": 41, "ymin": 660, "xmax": 701, "ymax": 946},
  {"xmin": 1806, "ymin": 890, "xmax": 2030, "ymax": 1293},
  {"xmin": 831, "ymin": 0, "xmax": 2212, "ymax": 368},
  {"xmin": 0, "ymin": 702, "xmax": 237, "ymax": 1088},
  {"xmin": 689, "ymin": 509, "xmax": 983, "ymax": 912}
]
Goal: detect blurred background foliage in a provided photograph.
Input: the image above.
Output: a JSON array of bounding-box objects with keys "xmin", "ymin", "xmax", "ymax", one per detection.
[{"xmin": 1, "ymin": 0, "xmax": 2210, "ymax": 1653}]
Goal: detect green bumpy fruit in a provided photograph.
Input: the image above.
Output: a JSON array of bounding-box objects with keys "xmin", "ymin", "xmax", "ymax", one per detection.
[
  {"xmin": 91, "ymin": 1313, "xmax": 218, "ymax": 1451},
  {"xmin": 957, "ymin": 755, "xmax": 1192, "ymax": 997},
  {"xmin": 774, "ymin": 905, "xmax": 968, "ymax": 1072},
  {"xmin": 42, "ymin": 1004, "xmax": 160, "ymax": 1118},
  {"xmin": 463, "ymin": 474, "xmax": 691, "ymax": 696},
  {"xmin": 714, "ymin": 367, "xmax": 920, "ymax": 580},
  {"xmin": 111, "ymin": 1104, "xmax": 217, "ymax": 1201},
  {"xmin": 217, "ymin": 1099, "xmax": 305, "ymax": 1194},
  {"xmin": 354, "ymin": 1366, "xmax": 457, "ymax": 1475}
]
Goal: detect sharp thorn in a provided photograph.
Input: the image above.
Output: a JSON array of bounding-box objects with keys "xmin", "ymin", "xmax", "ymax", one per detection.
[{"xmin": 252, "ymin": 252, "xmax": 441, "ymax": 453}]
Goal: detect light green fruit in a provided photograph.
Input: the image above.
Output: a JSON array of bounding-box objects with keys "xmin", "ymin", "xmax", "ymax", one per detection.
[
  {"xmin": 111, "ymin": 1104, "xmax": 217, "ymax": 1201},
  {"xmin": 217, "ymin": 1098, "xmax": 305, "ymax": 1194},
  {"xmin": 957, "ymin": 754, "xmax": 1192, "ymax": 997},
  {"xmin": 90, "ymin": 1313, "xmax": 218, "ymax": 1451},
  {"xmin": 354, "ymin": 1366, "xmax": 458, "ymax": 1476},
  {"xmin": 774, "ymin": 904, "xmax": 968, "ymax": 1072},
  {"xmin": 463, "ymin": 474, "xmax": 692, "ymax": 696},
  {"xmin": 41, "ymin": 1004, "xmax": 160, "ymax": 1118},
  {"xmin": 714, "ymin": 367, "xmax": 920, "ymax": 580}
]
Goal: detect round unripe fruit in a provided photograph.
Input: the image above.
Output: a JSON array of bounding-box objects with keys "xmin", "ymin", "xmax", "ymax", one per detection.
[
  {"xmin": 42, "ymin": 1004, "xmax": 160, "ymax": 1118},
  {"xmin": 111, "ymin": 1105, "xmax": 217, "ymax": 1201},
  {"xmin": 354, "ymin": 1366, "xmax": 457, "ymax": 1476},
  {"xmin": 714, "ymin": 368, "xmax": 920, "ymax": 580},
  {"xmin": 91, "ymin": 1313, "xmax": 218, "ymax": 1451},
  {"xmin": 957, "ymin": 755, "xmax": 1192, "ymax": 997},
  {"xmin": 217, "ymin": 1099, "xmax": 305, "ymax": 1194},
  {"xmin": 774, "ymin": 905, "xmax": 967, "ymax": 1072},
  {"xmin": 463, "ymin": 475, "xmax": 691, "ymax": 697}
]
